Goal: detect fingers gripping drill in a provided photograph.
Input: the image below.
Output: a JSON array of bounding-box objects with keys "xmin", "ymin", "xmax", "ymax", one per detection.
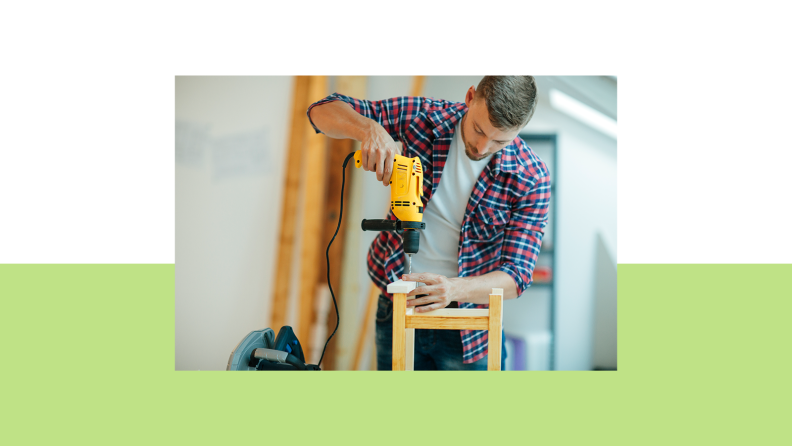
[{"xmin": 353, "ymin": 150, "xmax": 425, "ymax": 274}]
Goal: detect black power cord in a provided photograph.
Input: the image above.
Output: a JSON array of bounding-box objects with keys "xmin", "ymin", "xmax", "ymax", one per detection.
[{"xmin": 317, "ymin": 151, "xmax": 356, "ymax": 368}]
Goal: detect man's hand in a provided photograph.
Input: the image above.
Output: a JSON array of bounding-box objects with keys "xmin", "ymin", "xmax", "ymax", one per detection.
[
  {"xmin": 401, "ymin": 273, "xmax": 462, "ymax": 313},
  {"xmin": 360, "ymin": 125, "xmax": 403, "ymax": 186}
]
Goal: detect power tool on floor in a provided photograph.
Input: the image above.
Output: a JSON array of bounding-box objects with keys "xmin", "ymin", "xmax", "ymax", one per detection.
[
  {"xmin": 227, "ymin": 326, "xmax": 320, "ymax": 371},
  {"xmin": 227, "ymin": 146, "xmax": 425, "ymax": 371},
  {"xmin": 354, "ymin": 149, "xmax": 426, "ymax": 274}
]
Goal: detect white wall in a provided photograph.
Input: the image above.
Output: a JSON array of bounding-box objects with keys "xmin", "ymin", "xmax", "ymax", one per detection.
[
  {"xmin": 175, "ymin": 76, "xmax": 292, "ymax": 370},
  {"xmin": 529, "ymin": 78, "xmax": 617, "ymax": 370}
]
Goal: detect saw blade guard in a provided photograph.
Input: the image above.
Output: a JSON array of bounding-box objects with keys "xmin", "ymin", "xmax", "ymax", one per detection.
[{"xmin": 226, "ymin": 328, "xmax": 275, "ymax": 371}]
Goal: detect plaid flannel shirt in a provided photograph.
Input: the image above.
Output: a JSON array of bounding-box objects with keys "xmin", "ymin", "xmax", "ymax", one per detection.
[{"xmin": 308, "ymin": 93, "xmax": 551, "ymax": 364}]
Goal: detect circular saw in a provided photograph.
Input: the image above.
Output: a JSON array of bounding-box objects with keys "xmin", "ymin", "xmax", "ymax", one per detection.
[{"xmin": 227, "ymin": 326, "xmax": 320, "ymax": 371}]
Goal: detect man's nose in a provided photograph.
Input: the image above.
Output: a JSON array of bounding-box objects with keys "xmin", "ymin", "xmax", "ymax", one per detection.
[{"xmin": 476, "ymin": 140, "xmax": 489, "ymax": 155}]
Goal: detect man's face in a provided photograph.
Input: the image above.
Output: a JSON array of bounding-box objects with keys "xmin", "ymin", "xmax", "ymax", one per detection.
[{"xmin": 460, "ymin": 86, "xmax": 521, "ymax": 161}]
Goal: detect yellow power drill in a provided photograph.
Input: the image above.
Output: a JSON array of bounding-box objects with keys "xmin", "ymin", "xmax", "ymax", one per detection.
[{"xmin": 353, "ymin": 150, "xmax": 426, "ymax": 274}]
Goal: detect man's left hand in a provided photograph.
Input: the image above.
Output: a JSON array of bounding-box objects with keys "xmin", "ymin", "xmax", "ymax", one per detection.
[{"xmin": 401, "ymin": 273, "xmax": 462, "ymax": 313}]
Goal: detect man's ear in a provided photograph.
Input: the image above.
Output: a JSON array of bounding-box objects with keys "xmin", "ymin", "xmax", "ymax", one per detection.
[{"xmin": 464, "ymin": 86, "xmax": 476, "ymax": 107}]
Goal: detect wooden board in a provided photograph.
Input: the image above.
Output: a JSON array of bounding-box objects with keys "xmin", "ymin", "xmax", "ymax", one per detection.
[
  {"xmin": 318, "ymin": 135, "xmax": 355, "ymax": 370},
  {"xmin": 271, "ymin": 76, "xmax": 310, "ymax": 331},
  {"xmin": 411, "ymin": 76, "xmax": 425, "ymax": 97},
  {"xmin": 331, "ymin": 76, "xmax": 368, "ymax": 370},
  {"xmin": 353, "ymin": 284, "xmax": 379, "ymax": 370},
  {"xmin": 296, "ymin": 75, "xmax": 328, "ymax": 362}
]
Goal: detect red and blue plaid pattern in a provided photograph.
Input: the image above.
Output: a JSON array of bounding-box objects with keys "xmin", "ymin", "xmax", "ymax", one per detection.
[{"xmin": 308, "ymin": 93, "xmax": 551, "ymax": 364}]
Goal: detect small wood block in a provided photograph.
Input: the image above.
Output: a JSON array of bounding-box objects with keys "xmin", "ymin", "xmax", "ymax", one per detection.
[
  {"xmin": 491, "ymin": 288, "xmax": 504, "ymax": 296},
  {"xmin": 387, "ymin": 280, "xmax": 417, "ymax": 294},
  {"xmin": 487, "ymin": 293, "xmax": 504, "ymax": 371}
]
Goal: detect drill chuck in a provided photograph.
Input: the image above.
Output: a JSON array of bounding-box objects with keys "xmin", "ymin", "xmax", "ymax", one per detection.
[{"xmin": 403, "ymin": 229, "xmax": 420, "ymax": 255}]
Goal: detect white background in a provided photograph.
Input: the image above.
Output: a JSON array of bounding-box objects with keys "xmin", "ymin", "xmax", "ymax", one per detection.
[{"xmin": 2, "ymin": 2, "xmax": 790, "ymax": 263}]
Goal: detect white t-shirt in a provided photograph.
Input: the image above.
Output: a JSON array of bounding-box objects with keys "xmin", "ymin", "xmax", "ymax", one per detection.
[{"xmin": 407, "ymin": 118, "xmax": 490, "ymax": 279}]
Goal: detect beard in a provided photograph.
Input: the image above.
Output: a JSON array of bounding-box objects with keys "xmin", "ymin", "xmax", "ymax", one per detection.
[
  {"xmin": 464, "ymin": 144, "xmax": 493, "ymax": 161},
  {"xmin": 460, "ymin": 115, "xmax": 493, "ymax": 161}
]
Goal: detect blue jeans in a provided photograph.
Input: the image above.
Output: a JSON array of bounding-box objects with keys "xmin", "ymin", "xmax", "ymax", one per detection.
[{"xmin": 375, "ymin": 294, "xmax": 507, "ymax": 371}]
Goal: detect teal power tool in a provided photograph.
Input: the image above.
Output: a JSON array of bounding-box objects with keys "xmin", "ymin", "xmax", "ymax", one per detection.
[{"xmin": 227, "ymin": 326, "xmax": 320, "ymax": 371}]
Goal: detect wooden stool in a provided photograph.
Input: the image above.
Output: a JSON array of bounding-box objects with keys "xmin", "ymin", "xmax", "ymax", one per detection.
[{"xmin": 388, "ymin": 280, "xmax": 504, "ymax": 371}]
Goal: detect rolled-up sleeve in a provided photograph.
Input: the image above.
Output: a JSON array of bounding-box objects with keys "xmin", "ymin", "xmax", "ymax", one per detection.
[
  {"xmin": 306, "ymin": 93, "xmax": 423, "ymax": 140},
  {"xmin": 498, "ymin": 173, "xmax": 551, "ymax": 295}
]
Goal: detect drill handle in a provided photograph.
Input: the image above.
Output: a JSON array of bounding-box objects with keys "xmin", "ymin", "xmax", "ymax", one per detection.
[
  {"xmin": 361, "ymin": 219, "xmax": 401, "ymax": 232},
  {"xmin": 361, "ymin": 219, "xmax": 426, "ymax": 232}
]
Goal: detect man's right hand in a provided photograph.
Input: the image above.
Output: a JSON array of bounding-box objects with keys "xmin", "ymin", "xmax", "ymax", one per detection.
[
  {"xmin": 360, "ymin": 124, "xmax": 403, "ymax": 187},
  {"xmin": 309, "ymin": 100, "xmax": 403, "ymax": 186}
]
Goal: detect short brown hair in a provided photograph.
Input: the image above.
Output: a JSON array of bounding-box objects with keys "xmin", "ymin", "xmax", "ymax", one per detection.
[{"xmin": 475, "ymin": 76, "xmax": 538, "ymax": 130}]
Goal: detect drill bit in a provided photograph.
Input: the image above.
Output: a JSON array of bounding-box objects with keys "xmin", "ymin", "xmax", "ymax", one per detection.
[{"xmin": 408, "ymin": 254, "xmax": 412, "ymax": 275}]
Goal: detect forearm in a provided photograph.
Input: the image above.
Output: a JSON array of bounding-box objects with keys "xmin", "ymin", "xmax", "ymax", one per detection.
[
  {"xmin": 309, "ymin": 101, "xmax": 379, "ymax": 141},
  {"xmin": 449, "ymin": 271, "xmax": 519, "ymax": 304}
]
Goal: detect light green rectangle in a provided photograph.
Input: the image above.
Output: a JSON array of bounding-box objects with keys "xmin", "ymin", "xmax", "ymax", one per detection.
[{"xmin": 1, "ymin": 264, "xmax": 789, "ymax": 444}]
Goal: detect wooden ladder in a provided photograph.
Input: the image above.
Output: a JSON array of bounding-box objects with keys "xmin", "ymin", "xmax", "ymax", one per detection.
[{"xmin": 388, "ymin": 280, "xmax": 504, "ymax": 371}]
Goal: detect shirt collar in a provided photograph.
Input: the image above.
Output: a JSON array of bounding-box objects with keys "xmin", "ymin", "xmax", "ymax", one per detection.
[
  {"xmin": 429, "ymin": 102, "xmax": 467, "ymax": 135},
  {"xmin": 493, "ymin": 141, "xmax": 521, "ymax": 174}
]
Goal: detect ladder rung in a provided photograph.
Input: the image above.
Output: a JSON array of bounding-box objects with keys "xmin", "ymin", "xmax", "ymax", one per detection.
[{"xmin": 405, "ymin": 315, "xmax": 489, "ymax": 330}]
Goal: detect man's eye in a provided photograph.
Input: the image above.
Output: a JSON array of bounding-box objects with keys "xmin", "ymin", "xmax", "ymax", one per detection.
[{"xmin": 475, "ymin": 128, "xmax": 484, "ymax": 135}]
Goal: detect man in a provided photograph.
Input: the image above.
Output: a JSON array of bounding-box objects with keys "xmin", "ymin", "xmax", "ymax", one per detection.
[{"xmin": 307, "ymin": 76, "xmax": 550, "ymax": 370}]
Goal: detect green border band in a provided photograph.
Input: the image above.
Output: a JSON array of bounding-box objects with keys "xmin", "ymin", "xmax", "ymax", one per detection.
[{"xmin": 1, "ymin": 264, "xmax": 789, "ymax": 444}]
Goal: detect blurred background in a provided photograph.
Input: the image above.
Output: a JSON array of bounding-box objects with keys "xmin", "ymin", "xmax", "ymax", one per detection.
[{"xmin": 175, "ymin": 76, "xmax": 616, "ymax": 371}]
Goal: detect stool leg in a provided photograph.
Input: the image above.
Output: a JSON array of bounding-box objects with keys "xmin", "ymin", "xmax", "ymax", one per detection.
[
  {"xmin": 488, "ymin": 294, "xmax": 503, "ymax": 371},
  {"xmin": 392, "ymin": 293, "xmax": 407, "ymax": 371},
  {"xmin": 405, "ymin": 295, "xmax": 415, "ymax": 371}
]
